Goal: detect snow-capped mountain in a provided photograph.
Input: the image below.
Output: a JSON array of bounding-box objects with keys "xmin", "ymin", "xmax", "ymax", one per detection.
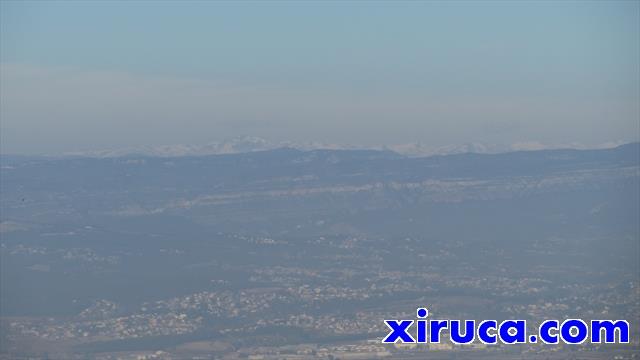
[
  {"xmin": 63, "ymin": 136, "xmax": 279, "ymax": 158},
  {"xmin": 62, "ymin": 136, "xmax": 361, "ymax": 158},
  {"xmin": 61, "ymin": 136, "xmax": 628, "ymax": 158}
]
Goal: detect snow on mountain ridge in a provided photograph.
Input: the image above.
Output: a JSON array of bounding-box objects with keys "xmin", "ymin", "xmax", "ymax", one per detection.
[{"xmin": 61, "ymin": 137, "xmax": 628, "ymax": 158}]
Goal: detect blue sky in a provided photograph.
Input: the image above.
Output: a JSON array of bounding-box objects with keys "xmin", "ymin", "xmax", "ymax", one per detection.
[{"xmin": 1, "ymin": 1, "xmax": 638, "ymax": 154}]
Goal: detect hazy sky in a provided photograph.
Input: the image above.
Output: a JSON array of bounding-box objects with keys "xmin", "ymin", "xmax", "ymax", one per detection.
[{"xmin": 1, "ymin": 1, "xmax": 638, "ymax": 154}]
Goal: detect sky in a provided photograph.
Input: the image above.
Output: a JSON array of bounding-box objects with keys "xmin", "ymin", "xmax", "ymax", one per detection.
[{"xmin": 1, "ymin": 0, "xmax": 639, "ymax": 155}]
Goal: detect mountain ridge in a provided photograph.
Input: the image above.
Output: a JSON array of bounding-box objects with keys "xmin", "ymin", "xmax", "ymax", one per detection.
[{"xmin": 50, "ymin": 136, "xmax": 632, "ymax": 159}]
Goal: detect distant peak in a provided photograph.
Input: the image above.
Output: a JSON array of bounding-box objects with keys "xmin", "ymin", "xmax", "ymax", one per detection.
[{"xmin": 58, "ymin": 138, "xmax": 634, "ymax": 159}]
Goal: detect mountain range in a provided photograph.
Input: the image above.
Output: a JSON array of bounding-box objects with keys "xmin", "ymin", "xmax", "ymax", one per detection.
[{"xmin": 57, "ymin": 136, "xmax": 629, "ymax": 158}]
